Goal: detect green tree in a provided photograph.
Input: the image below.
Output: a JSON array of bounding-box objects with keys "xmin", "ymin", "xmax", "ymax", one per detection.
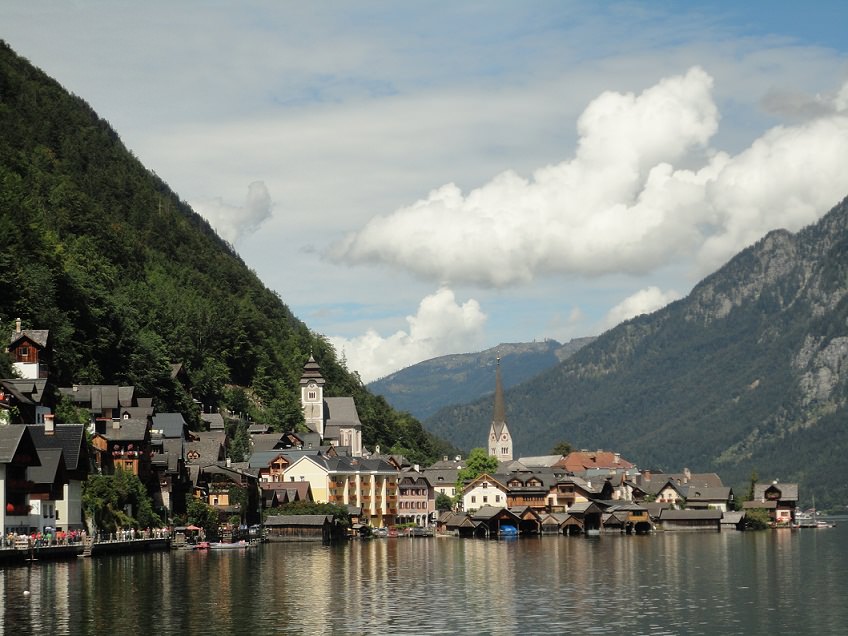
[
  {"xmin": 82, "ymin": 468, "xmax": 162, "ymax": 533},
  {"xmin": 55, "ymin": 394, "xmax": 90, "ymax": 425},
  {"xmin": 551, "ymin": 441, "xmax": 572, "ymax": 456},
  {"xmin": 186, "ymin": 495, "xmax": 218, "ymax": 534},
  {"xmin": 436, "ymin": 492, "xmax": 453, "ymax": 511},
  {"xmin": 747, "ymin": 470, "xmax": 759, "ymax": 502},
  {"xmin": 744, "ymin": 507, "xmax": 771, "ymax": 530}
]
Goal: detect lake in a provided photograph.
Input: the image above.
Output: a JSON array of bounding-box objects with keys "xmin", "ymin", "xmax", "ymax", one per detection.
[{"xmin": 2, "ymin": 523, "xmax": 847, "ymax": 635}]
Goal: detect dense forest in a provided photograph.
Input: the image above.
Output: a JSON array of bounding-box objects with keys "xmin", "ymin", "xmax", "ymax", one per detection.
[{"xmin": 0, "ymin": 41, "xmax": 451, "ymax": 466}]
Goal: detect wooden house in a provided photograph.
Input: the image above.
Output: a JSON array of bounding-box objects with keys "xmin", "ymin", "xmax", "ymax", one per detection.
[
  {"xmin": 264, "ymin": 514, "xmax": 342, "ymax": 543},
  {"xmin": 8, "ymin": 318, "xmax": 49, "ymax": 380}
]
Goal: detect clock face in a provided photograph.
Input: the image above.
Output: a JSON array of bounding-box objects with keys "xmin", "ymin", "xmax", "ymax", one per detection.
[
  {"xmin": 502, "ymin": 434, "xmax": 508, "ymax": 441},
  {"xmin": 491, "ymin": 434, "xmax": 496, "ymax": 440}
]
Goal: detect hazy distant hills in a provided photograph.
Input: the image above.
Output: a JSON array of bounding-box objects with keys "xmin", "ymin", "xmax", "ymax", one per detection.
[
  {"xmin": 425, "ymin": 197, "xmax": 848, "ymax": 507},
  {"xmin": 368, "ymin": 338, "xmax": 595, "ymax": 421}
]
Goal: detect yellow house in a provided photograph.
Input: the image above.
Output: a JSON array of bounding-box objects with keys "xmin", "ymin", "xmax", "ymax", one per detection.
[{"xmin": 284, "ymin": 455, "xmax": 399, "ymax": 527}]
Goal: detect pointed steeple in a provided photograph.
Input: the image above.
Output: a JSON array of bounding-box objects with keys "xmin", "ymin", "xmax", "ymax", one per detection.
[
  {"xmin": 488, "ymin": 355, "xmax": 513, "ymax": 461},
  {"xmin": 492, "ymin": 356, "xmax": 506, "ymax": 432}
]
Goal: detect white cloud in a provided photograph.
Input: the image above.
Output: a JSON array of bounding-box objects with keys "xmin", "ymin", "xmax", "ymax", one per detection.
[
  {"xmin": 329, "ymin": 288, "xmax": 487, "ymax": 383},
  {"xmin": 192, "ymin": 181, "xmax": 272, "ymax": 245},
  {"xmin": 334, "ymin": 69, "xmax": 848, "ymax": 286},
  {"xmin": 603, "ymin": 287, "xmax": 682, "ymax": 330}
]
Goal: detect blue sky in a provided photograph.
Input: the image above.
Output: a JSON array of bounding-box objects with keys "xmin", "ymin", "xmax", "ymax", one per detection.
[{"xmin": 3, "ymin": 2, "xmax": 848, "ymax": 381}]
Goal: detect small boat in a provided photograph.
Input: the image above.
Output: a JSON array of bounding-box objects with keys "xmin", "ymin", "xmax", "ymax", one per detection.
[{"xmin": 208, "ymin": 540, "xmax": 251, "ymax": 550}]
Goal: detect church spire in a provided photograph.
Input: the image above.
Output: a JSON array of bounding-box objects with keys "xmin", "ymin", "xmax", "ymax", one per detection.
[
  {"xmin": 488, "ymin": 355, "xmax": 513, "ymax": 461},
  {"xmin": 492, "ymin": 356, "xmax": 506, "ymax": 426}
]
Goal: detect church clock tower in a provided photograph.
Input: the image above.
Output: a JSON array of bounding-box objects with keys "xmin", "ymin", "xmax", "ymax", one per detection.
[
  {"xmin": 487, "ymin": 357, "xmax": 513, "ymax": 462},
  {"xmin": 300, "ymin": 355, "xmax": 326, "ymax": 438}
]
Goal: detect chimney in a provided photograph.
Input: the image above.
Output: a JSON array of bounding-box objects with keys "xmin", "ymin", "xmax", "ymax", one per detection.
[
  {"xmin": 44, "ymin": 413, "xmax": 55, "ymax": 435},
  {"xmin": 683, "ymin": 467, "xmax": 691, "ymax": 483},
  {"xmin": 15, "ymin": 318, "xmax": 21, "ymax": 333},
  {"xmin": 614, "ymin": 453, "xmax": 620, "ymax": 464},
  {"xmin": 226, "ymin": 457, "xmax": 231, "ymax": 467},
  {"xmin": 112, "ymin": 419, "xmax": 120, "ymax": 430},
  {"xmin": 375, "ymin": 444, "xmax": 381, "ymax": 455},
  {"xmin": 443, "ymin": 455, "xmax": 448, "ymax": 462},
  {"xmin": 414, "ymin": 464, "xmax": 420, "ymax": 472}
]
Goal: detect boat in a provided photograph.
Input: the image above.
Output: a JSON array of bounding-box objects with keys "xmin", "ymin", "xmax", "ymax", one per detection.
[
  {"xmin": 794, "ymin": 497, "xmax": 835, "ymax": 528},
  {"xmin": 208, "ymin": 540, "xmax": 251, "ymax": 549}
]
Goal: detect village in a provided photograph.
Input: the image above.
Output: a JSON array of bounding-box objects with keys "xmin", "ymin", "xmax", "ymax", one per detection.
[{"xmin": 0, "ymin": 320, "xmax": 806, "ymax": 560}]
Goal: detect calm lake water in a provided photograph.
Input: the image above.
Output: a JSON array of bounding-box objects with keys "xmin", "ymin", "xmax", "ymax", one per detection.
[{"xmin": 2, "ymin": 523, "xmax": 848, "ymax": 635}]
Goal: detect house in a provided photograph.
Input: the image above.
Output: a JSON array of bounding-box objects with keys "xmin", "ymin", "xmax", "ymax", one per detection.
[
  {"xmin": 196, "ymin": 461, "xmax": 261, "ymax": 526},
  {"xmin": 423, "ymin": 458, "xmax": 462, "ymax": 500},
  {"xmin": 283, "ymin": 455, "xmax": 399, "ymax": 527},
  {"xmin": 260, "ymin": 481, "xmax": 313, "ymax": 509},
  {"xmin": 504, "ymin": 472, "xmax": 552, "ymax": 511},
  {"xmin": 558, "ymin": 501, "xmax": 605, "ymax": 534},
  {"xmin": 461, "ymin": 473, "xmax": 509, "ymax": 512},
  {"xmin": 26, "ymin": 420, "xmax": 89, "ymax": 532},
  {"xmin": 469, "ymin": 505, "xmax": 522, "ymax": 538},
  {"xmin": 744, "ymin": 482, "xmax": 799, "ymax": 526},
  {"xmin": 249, "ymin": 451, "xmax": 291, "ymax": 482},
  {"xmin": 59, "ymin": 384, "xmax": 152, "ymax": 423},
  {"xmin": 8, "ymin": 318, "xmax": 49, "ymax": 380},
  {"xmin": 299, "ymin": 356, "xmax": 363, "ymax": 456},
  {"xmin": 0, "ymin": 378, "xmax": 51, "ymax": 424},
  {"xmin": 657, "ymin": 509, "xmax": 722, "ymax": 531},
  {"xmin": 397, "ymin": 472, "xmax": 435, "ymax": 527},
  {"xmin": 26, "ymin": 447, "xmax": 65, "ymax": 533},
  {"xmin": 0, "ymin": 425, "xmax": 41, "ymax": 534},
  {"xmin": 685, "ymin": 486, "xmax": 734, "ymax": 512},
  {"xmin": 547, "ymin": 475, "xmax": 598, "ymax": 511},
  {"xmin": 90, "ymin": 418, "xmax": 151, "ymax": 479},
  {"xmin": 264, "ymin": 514, "xmax": 343, "ymax": 543}
]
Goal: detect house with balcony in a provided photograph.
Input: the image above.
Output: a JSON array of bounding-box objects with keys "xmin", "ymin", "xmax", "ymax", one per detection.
[
  {"xmin": 744, "ymin": 482, "xmax": 798, "ymax": 526},
  {"xmin": 284, "ymin": 455, "xmax": 399, "ymax": 527}
]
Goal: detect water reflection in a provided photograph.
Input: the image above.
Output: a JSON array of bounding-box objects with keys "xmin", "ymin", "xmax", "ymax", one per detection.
[{"xmin": 2, "ymin": 528, "xmax": 848, "ymax": 635}]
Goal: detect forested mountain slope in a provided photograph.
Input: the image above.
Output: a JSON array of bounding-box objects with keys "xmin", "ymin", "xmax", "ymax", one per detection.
[
  {"xmin": 368, "ymin": 338, "xmax": 594, "ymax": 421},
  {"xmin": 426, "ymin": 196, "xmax": 848, "ymax": 507},
  {"xmin": 0, "ymin": 41, "xmax": 448, "ymax": 465}
]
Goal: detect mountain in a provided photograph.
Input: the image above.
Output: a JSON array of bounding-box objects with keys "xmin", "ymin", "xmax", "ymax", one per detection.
[
  {"xmin": 425, "ymin": 196, "xmax": 848, "ymax": 508},
  {"xmin": 368, "ymin": 338, "xmax": 595, "ymax": 421},
  {"xmin": 0, "ymin": 41, "xmax": 449, "ymax": 465}
]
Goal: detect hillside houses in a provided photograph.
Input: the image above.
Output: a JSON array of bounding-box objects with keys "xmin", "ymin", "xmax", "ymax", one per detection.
[{"xmin": 0, "ymin": 322, "xmax": 803, "ymax": 540}]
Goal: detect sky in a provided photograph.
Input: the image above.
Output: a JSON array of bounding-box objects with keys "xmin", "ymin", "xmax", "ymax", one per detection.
[{"xmin": 3, "ymin": 2, "xmax": 848, "ymax": 383}]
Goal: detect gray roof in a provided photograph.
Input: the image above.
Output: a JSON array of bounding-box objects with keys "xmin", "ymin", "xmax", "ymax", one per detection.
[
  {"xmin": 423, "ymin": 468, "xmax": 459, "ymax": 485},
  {"xmin": 1, "ymin": 379, "xmax": 48, "ymax": 405},
  {"xmin": 517, "ymin": 455, "xmax": 563, "ymax": 468},
  {"xmin": 186, "ymin": 432, "xmax": 226, "ymax": 467},
  {"xmin": 10, "ymin": 329, "xmax": 49, "ymax": 348},
  {"xmin": 97, "ymin": 419, "xmax": 149, "ymax": 441},
  {"xmin": 324, "ymin": 397, "xmax": 361, "ymax": 428},
  {"xmin": 0, "ymin": 426, "xmax": 39, "ymax": 465},
  {"xmin": 29, "ymin": 448, "xmax": 64, "ymax": 485},
  {"xmin": 152, "ymin": 413, "xmax": 187, "ymax": 438},
  {"xmin": 251, "ymin": 433, "xmax": 288, "ymax": 452},
  {"xmin": 26, "ymin": 424, "xmax": 87, "ymax": 471},
  {"xmin": 248, "ymin": 450, "xmax": 289, "ymax": 469},
  {"xmin": 753, "ymin": 482, "xmax": 799, "ymax": 502},
  {"xmin": 686, "ymin": 486, "xmax": 732, "ymax": 502},
  {"xmin": 200, "ymin": 413, "xmax": 225, "ymax": 430}
]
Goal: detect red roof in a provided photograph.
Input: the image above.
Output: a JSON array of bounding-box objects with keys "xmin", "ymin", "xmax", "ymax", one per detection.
[{"xmin": 557, "ymin": 450, "xmax": 634, "ymax": 472}]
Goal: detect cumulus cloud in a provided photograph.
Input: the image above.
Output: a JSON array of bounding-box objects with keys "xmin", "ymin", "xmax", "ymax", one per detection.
[
  {"xmin": 328, "ymin": 287, "xmax": 486, "ymax": 383},
  {"xmin": 334, "ymin": 68, "xmax": 848, "ymax": 285},
  {"xmin": 192, "ymin": 181, "xmax": 272, "ymax": 245},
  {"xmin": 602, "ymin": 286, "xmax": 682, "ymax": 330}
]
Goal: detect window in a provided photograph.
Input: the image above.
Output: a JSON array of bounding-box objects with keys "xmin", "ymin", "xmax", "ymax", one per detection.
[
  {"xmin": 483, "ymin": 496, "xmax": 488, "ymax": 503},
  {"xmin": 308, "ymin": 391, "xmax": 316, "ymax": 400},
  {"xmin": 495, "ymin": 495, "xmax": 501, "ymax": 502},
  {"xmin": 471, "ymin": 496, "xmax": 476, "ymax": 504},
  {"xmin": 18, "ymin": 346, "xmax": 29, "ymax": 359},
  {"xmin": 482, "ymin": 482, "xmax": 488, "ymax": 489}
]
